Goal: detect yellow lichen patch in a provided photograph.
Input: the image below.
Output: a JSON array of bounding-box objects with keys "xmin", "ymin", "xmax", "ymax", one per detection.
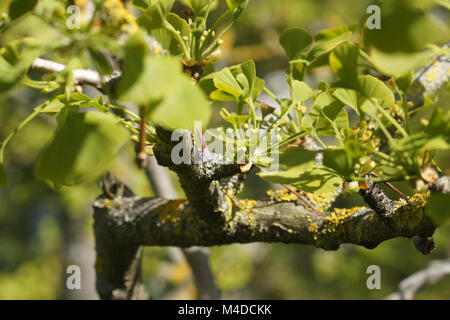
[
  {"xmin": 328, "ymin": 207, "xmax": 363, "ymax": 223},
  {"xmin": 303, "ymin": 191, "xmax": 337, "ymax": 212},
  {"xmin": 104, "ymin": 0, "xmax": 138, "ymax": 32},
  {"xmin": 392, "ymin": 191, "xmax": 430, "ymax": 215},
  {"xmin": 97, "ymin": 198, "xmax": 126, "ymax": 210},
  {"xmin": 238, "ymin": 199, "xmax": 257, "ymax": 212},
  {"xmin": 265, "ymin": 189, "xmax": 299, "ymax": 203},
  {"xmin": 265, "ymin": 188, "xmax": 337, "ymax": 211},
  {"xmin": 308, "ymin": 223, "xmax": 318, "ymax": 233},
  {"xmin": 97, "ymin": 198, "xmax": 113, "ymax": 209},
  {"xmin": 316, "ymin": 206, "xmax": 365, "ymax": 235},
  {"xmin": 426, "ymin": 69, "xmax": 439, "ymax": 83},
  {"xmin": 155, "ymin": 200, "xmax": 190, "ymax": 234}
]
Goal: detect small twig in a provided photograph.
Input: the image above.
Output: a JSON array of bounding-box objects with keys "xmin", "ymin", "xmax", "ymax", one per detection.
[
  {"xmin": 31, "ymin": 58, "xmax": 117, "ymax": 87},
  {"xmin": 256, "ymin": 165, "xmax": 322, "ymax": 214},
  {"xmin": 370, "ymin": 172, "xmax": 409, "ymax": 201},
  {"xmin": 136, "ymin": 106, "xmax": 148, "ymax": 168},
  {"xmin": 282, "ymin": 184, "xmax": 323, "ymax": 214}
]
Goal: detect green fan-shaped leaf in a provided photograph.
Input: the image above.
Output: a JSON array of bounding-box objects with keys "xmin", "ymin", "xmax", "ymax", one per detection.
[
  {"xmin": 9, "ymin": 0, "xmax": 38, "ymax": 20},
  {"xmin": 213, "ymin": 67, "xmax": 243, "ymax": 98},
  {"xmin": 279, "ymin": 28, "xmax": 313, "ymax": 60},
  {"xmin": 37, "ymin": 111, "xmax": 129, "ymax": 189},
  {"xmin": 294, "ymin": 169, "xmax": 342, "ymax": 194},
  {"xmin": 117, "ymin": 32, "xmax": 182, "ymax": 105},
  {"xmin": 329, "ymin": 42, "xmax": 359, "ymax": 87},
  {"xmin": 149, "ymin": 76, "xmax": 211, "ymax": 130},
  {"xmin": 364, "ymin": 0, "xmax": 442, "ymax": 53},
  {"xmin": 290, "ymin": 80, "xmax": 314, "ymax": 102}
]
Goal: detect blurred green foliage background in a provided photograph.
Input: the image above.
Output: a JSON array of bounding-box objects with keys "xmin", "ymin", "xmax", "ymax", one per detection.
[{"xmin": 0, "ymin": 0, "xmax": 449, "ymax": 299}]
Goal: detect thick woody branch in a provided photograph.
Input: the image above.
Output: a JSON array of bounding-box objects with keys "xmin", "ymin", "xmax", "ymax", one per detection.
[
  {"xmin": 145, "ymin": 156, "xmax": 220, "ymax": 300},
  {"xmin": 153, "ymin": 126, "xmax": 245, "ymax": 225},
  {"xmin": 93, "ymin": 185, "xmax": 434, "ymax": 252},
  {"xmin": 94, "ymin": 173, "xmax": 148, "ymax": 300},
  {"xmin": 359, "ymin": 181, "xmax": 395, "ymax": 217}
]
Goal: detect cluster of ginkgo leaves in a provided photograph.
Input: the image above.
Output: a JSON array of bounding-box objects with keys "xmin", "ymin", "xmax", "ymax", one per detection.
[{"xmin": 0, "ymin": 0, "xmax": 449, "ymax": 216}]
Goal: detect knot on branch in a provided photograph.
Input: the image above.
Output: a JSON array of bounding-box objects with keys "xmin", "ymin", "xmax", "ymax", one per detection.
[
  {"xmin": 359, "ymin": 180, "xmax": 395, "ymax": 217},
  {"xmin": 153, "ymin": 126, "xmax": 246, "ymax": 225}
]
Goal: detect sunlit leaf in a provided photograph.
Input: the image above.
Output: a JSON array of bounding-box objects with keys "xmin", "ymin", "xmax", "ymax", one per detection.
[
  {"xmin": 329, "ymin": 42, "xmax": 359, "ymax": 87},
  {"xmin": 279, "ymin": 28, "xmax": 313, "ymax": 60},
  {"xmin": 294, "ymin": 169, "xmax": 342, "ymax": 194},
  {"xmin": 117, "ymin": 33, "xmax": 182, "ymax": 105},
  {"xmin": 149, "ymin": 76, "xmax": 211, "ymax": 130},
  {"xmin": 394, "ymin": 133, "xmax": 449, "ymax": 152},
  {"xmin": 37, "ymin": 111, "xmax": 129, "ymax": 188},
  {"xmin": 213, "ymin": 67, "xmax": 243, "ymax": 98},
  {"xmin": 369, "ymin": 48, "xmax": 434, "ymax": 78},
  {"xmin": 364, "ymin": 0, "xmax": 442, "ymax": 53},
  {"xmin": 220, "ymin": 112, "xmax": 250, "ymax": 126},
  {"xmin": 290, "ymin": 80, "xmax": 314, "ymax": 102},
  {"xmin": 9, "ymin": 0, "xmax": 38, "ymax": 20},
  {"xmin": 187, "ymin": 0, "xmax": 212, "ymax": 14}
]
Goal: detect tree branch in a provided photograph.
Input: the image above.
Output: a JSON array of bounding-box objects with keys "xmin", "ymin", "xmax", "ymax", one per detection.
[
  {"xmin": 385, "ymin": 259, "xmax": 450, "ymax": 300},
  {"xmin": 144, "ymin": 156, "xmax": 220, "ymax": 300},
  {"xmin": 31, "ymin": 58, "xmax": 120, "ymax": 87},
  {"xmin": 94, "ymin": 173, "xmax": 148, "ymax": 300},
  {"xmin": 93, "ymin": 184, "xmax": 435, "ymax": 252}
]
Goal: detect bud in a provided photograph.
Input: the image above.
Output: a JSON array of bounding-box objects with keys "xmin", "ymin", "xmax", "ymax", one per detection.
[
  {"xmin": 415, "ymin": 179, "xmax": 428, "ymax": 192},
  {"xmin": 207, "ymin": 49, "xmax": 222, "ymax": 63},
  {"xmin": 420, "ymin": 118, "xmax": 429, "ymax": 127},
  {"xmin": 346, "ymin": 181, "xmax": 360, "ymax": 194},
  {"xmin": 300, "ymin": 106, "xmax": 308, "ymax": 114},
  {"xmin": 361, "ymin": 160, "xmax": 376, "ymax": 172},
  {"xmin": 217, "ymin": 39, "xmax": 224, "ymax": 45}
]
